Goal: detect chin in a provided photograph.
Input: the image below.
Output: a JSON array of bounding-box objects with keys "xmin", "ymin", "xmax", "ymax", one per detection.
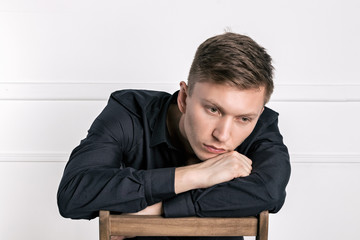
[{"xmin": 195, "ymin": 151, "xmax": 218, "ymax": 161}]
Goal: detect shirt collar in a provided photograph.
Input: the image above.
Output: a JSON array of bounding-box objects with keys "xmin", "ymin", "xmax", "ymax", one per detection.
[{"xmin": 149, "ymin": 90, "xmax": 179, "ymax": 149}]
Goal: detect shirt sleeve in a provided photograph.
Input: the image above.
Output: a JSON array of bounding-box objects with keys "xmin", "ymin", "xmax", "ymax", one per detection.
[
  {"xmin": 57, "ymin": 96, "xmax": 176, "ymax": 220},
  {"xmin": 163, "ymin": 118, "xmax": 291, "ymax": 218}
]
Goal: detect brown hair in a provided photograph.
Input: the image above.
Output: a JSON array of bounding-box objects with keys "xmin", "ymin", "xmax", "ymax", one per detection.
[{"xmin": 187, "ymin": 32, "xmax": 274, "ymax": 104}]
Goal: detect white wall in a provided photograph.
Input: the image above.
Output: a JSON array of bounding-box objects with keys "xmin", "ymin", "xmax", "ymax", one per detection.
[{"xmin": 1, "ymin": 0, "xmax": 360, "ymax": 239}]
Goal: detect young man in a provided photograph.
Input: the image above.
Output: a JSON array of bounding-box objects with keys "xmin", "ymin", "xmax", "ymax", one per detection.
[{"xmin": 57, "ymin": 32, "xmax": 291, "ymax": 239}]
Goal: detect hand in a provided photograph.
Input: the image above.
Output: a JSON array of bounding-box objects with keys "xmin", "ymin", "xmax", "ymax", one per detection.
[
  {"xmin": 195, "ymin": 151, "xmax": 253, "ymax": 188},
  {"xmin": 111, "ymin": 236, "xmax": 133, "ymax": 240},
  {"xmin": 175, "ymin": 151, "xmax": 252, "ymax": 193},
  {"xmin": 127, "ymin": 201, "xmax": 163, "ymax": 216},
  {"xmin": 116, "ymin": 202, "xmax": 163, "ymax": 239}
]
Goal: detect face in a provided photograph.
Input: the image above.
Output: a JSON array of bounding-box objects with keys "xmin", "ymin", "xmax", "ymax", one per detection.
[{"xmin": 177, "ymin": 81, "xmax": 265, "ymax": 161}]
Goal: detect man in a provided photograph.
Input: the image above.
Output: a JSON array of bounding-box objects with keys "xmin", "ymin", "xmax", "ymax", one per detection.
[{"xmin": 57, "ymin": 32, "xmax": 291, "ymax": 239}]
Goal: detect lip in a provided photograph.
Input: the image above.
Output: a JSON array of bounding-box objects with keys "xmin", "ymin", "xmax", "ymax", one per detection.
[{"xmin": 203, "ymin": 144, "xmax": 227, "ymax": 154}]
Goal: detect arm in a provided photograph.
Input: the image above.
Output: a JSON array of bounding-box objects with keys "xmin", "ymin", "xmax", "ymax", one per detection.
[
  {"xmin": 57, "ymin": 95, "xmax": 250, "ymax": 219},
  {"xmin": 133, "ymin": 152, "xmax": 252, "ymax": 216},
  {"xmin": 174, "ymin": 151, "xmax": 253, "ymax": 194},
  {"xmin": 162, "ymin": 118, "xmax": 291, "ymax": 217},
  {"xmin": 57, "ymin": 141, "xmax": 175, "ymax": 220},
  {"xmin": 57, "ymin": 99, "xmax": 176, "ymax": 220}
]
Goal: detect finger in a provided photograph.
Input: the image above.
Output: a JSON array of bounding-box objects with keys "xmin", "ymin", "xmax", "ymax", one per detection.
[
  {"xmin": 235, "ymin": 153, "xmax": 252, "ymax": 168},
  {"xmin": 240, "ymin": 154, "xmax": 252, "ymax": 166},
  {"xmin": 224, "ymin": 152, "xmax": 252, "ymax": 173},
  {"xmin": 110, "ymin": 236, "xmax": 136, "ymax": 240},
  {"xmin": 238, "ymin": 155, "xmax": 253, "ymax": 174},
  {"xmin": 111, "ymin": 236, "xmax": 125, "ymax": 240}
]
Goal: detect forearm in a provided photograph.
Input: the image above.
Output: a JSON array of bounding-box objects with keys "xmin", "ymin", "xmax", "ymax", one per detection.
[
  {"xmin": 165, "ymin": 144, "xmax": 290, "ymax": 218},
  {"xmin": 174, "ymin": 151, "xmax": 252, "ymax": 194},
  {"xmin": 57, "ymin": 163, "xmax": 175, "ymax": 219},
  {"xmin": 127, "ymin": 202, "xmax": 163, "ymax": 215},
  {"xmin": 174, "ymin": 165, "xmax": 202, "ymax": 194},
  {"xmin": 165, "ymin": 172, "xmax": 288, "ymax": 218}
]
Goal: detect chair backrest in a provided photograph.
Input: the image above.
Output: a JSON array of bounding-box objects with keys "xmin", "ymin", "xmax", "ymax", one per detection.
[{"xmin": 99, "ymin": 210, "xmax": 268, "ymax": 240}]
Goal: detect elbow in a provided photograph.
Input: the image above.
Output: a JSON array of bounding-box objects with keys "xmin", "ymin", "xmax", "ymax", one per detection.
[
  {"xmin": 57, "ymin": 193, "xmax": 96, "ymax": 220},
  {"xmin": 57, "ymin": 177, "xmax": 76, "ymax": 219},
  {"xmin": 263, "ymin": 173, "xmax": 289, "ymax": 214},
  {"xmin": 57, "ymin": 188, "xmax": 78, "ymax": 219},
  {"xmin": 266, "ymin": 190, "xmax": 286, "ymax": 213},
  {"xmin": 267, "ymin": 162, "xmax": 291, "ymax": 213},
  {"xmin": 57, "ymin": 183, "xmax": 96, "ymax": 220},
  {"xmin": 57, "ymin": 200, "xmax": 73, "ymax": 219}
]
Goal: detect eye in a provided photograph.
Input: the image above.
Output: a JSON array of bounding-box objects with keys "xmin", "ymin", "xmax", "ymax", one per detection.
[
  {"xmin": 206, "ymin": 106, "xmax": 220, "ymax": 115},
  {"xmin": 241, "ymin": 117, "xmax": 250, "ymax": 122},
  {"xmin": 209, "ymin": 107, "xmax": 218, "ymax": 113},
  {"xmin": 237, "ymin": 117, "xmax": 252, "ymax": 123}
]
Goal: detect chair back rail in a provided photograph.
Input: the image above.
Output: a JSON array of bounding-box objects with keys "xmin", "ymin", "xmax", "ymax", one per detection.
[{"xmin": 99, "ymin": 210, "xmax": 268, "ymax": 240}]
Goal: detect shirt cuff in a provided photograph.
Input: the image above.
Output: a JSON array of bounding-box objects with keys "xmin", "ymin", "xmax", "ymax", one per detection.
[
  {"xmin": 163, "ymin": 191, "xmax": 196, "ymax": 217},
  {"xmin": 143, "ymin": 167, "xmax": 176, "ymax": 205}
]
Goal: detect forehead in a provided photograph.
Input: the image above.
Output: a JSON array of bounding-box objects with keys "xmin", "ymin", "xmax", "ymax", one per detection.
[{"xmin": 190, "ymin": 81, "xmax": 265, "ymax": 115}]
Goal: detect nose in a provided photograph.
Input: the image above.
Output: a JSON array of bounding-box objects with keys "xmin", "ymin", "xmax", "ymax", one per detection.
[{"xmin": 212, "ymin": 117, "xmax": 232, "ymax": 143}]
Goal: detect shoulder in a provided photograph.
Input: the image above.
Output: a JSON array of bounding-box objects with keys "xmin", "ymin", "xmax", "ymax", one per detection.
[
  {"xmin": 257, "ymin": 107, "xmax": 279, "ymax": 128},
  {"xmin": 88, "ymin": 89, "xmax": 171, "ymax": 148},
  {"xmin": 99, "ymin": 89, "xmax": 171, "ymax": 128},
  {"xmin": 237, "ymin": 106, "xmax": 282, "ymax": 153},
  {"xmin": 250, "ymin": 106, "xmax": 283, "ymax": 144},
  {"xmin": 111, "ymin": 89, "xmax": 170, "ymax": 100},
  {"xmin": 109, "ymin": 89, "xmax": 171, "ymax": 117}
]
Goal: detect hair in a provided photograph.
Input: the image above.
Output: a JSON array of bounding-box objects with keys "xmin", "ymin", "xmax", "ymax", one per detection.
[{"xmin": 187, "ymin": 32, "xmax": 274, "ymax": 104}]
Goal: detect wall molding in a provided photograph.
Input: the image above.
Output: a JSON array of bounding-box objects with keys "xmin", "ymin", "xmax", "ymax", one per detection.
[
  {"xmin": 0, "ymin": 152, "xmax": 359, "ymax": 163},
  {"xmin": 1, "ymin": 83, "xmax": 360, "ymax": 102},
  {"xmin": 290, "ymin": 153, "xmax": 360, "ymax": 164},
  {"xmin": 0, "ymin": 152, "xmax": 70, "ymax": 162}
]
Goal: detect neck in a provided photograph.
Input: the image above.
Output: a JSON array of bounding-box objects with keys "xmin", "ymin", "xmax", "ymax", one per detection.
[{"xmin": 166, "ymin": 104, "xmax": 196, "ymax": 158}]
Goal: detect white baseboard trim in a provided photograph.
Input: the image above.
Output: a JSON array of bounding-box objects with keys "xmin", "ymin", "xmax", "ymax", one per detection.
[
  {"xmin": 0, "ymin": 152, "xmax": 359, "ymax": 163},
  {"xmin": 0, "ymin": 152, "xmax": 69, "ymax": 162},
  {"xmin": 290, "ymin": 153, "xmax": 360, "ymax": 163},
  {"xmin": 1, "ymin": 83, "xmax": 360, "ymax": 102}
]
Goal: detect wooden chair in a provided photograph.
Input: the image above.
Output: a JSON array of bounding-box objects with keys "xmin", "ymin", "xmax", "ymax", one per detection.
[{"xmin": 99, "ymin": 210, "xmax": 268, "ymax": 240}]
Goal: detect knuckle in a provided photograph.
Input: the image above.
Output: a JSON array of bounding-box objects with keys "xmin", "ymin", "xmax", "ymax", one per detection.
[
  {"xmin": 231, "ymin": 160, "xmax": 243, "ymax": 171},
  {"xmin": 228, "ymin": 151, "xmax": 239, "ymax": 158}
]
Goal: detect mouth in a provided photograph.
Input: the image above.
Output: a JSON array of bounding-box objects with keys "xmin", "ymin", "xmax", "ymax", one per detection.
[{"xmin": 203, "ymin": 144, "xmax": 227, "ymax": 154}]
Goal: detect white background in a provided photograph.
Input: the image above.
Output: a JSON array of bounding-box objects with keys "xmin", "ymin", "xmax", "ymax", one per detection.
[{"xmin": 1, "ymin": 0, "xmax": 360, "ymax": 239}]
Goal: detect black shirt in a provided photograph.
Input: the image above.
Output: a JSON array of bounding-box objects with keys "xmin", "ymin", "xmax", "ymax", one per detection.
[{"xmin": 57, "ymin": 89, "xmax": 291, "ymax": 221}]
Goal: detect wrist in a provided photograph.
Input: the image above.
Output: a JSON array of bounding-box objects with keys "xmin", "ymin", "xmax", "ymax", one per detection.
[{"xmin": 174, "ymin": 165, "xmax": 203, "ymax": 194}]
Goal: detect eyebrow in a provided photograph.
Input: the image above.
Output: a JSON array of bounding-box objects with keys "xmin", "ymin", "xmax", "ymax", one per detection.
[{"xmin": 202, "ymin": 99, "xmax": 260, "ymax": 118}]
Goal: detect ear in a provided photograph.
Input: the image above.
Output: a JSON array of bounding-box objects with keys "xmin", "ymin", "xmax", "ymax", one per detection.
[
  {"xmin": 177, "ymin": 81, "xmax": 188, "ymax": 114},
  {"xmin": 260, "ymin": 107, "xmax": 265, "ymax": 115}
]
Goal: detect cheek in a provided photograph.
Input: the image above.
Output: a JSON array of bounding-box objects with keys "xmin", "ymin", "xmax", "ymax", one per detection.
[
  {"xmin": 185, "ymin": 112, "xmax": 200, "ymax": 134},
  {"xmin": 185, "ymin": 107, "xmax": 209, "ymax": 137},
  {"xmin": 233, "ymin": 124, "xmax": 257, "ymax": 144}
]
